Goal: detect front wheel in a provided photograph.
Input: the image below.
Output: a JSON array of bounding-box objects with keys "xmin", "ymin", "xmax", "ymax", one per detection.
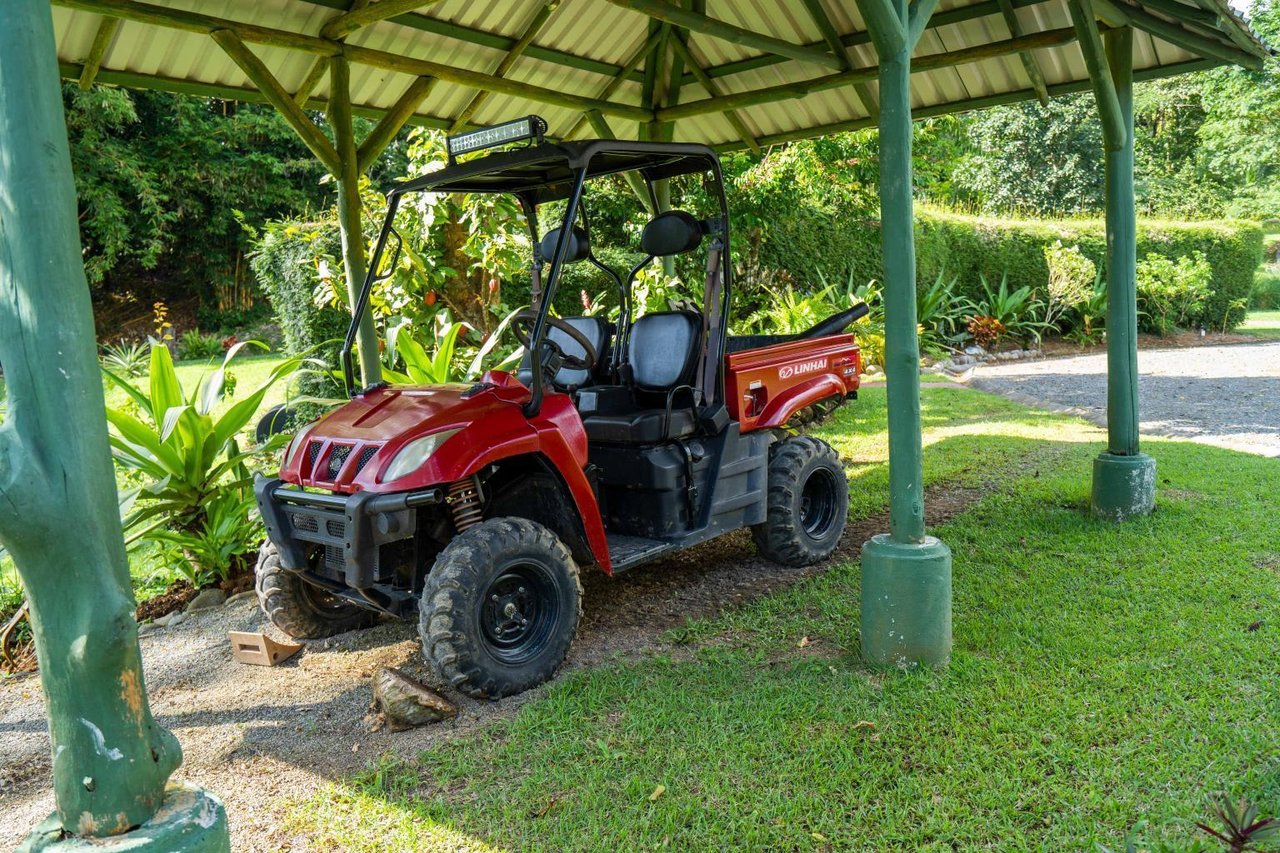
[
  {"xmin": 752, "ymin": 435, "xmax": 849, "ymax": 566},
  {"xmin": 419, "ymin": 518, "xmax": 582, "ymax": 699},
  {"xmin": 255, "ymin": 541, "xmax": 377, "ymax": 639}
]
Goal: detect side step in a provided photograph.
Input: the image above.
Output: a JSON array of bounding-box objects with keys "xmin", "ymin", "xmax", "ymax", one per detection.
[{"xmin": 606, "ymin": 533, "xmax": 677, "ymax": 573}]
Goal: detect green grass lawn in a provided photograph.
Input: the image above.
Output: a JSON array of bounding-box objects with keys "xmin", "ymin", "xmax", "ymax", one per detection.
[
  {"xmin": 285, "ymin": 387, "xmax": 1280, "ymax": 852},
  {"xmin": 1241, "ymin": 310, "xmax": 1280, "ymax": 340}
]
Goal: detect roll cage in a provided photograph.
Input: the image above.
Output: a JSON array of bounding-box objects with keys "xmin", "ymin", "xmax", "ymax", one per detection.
[{"xmin": 341, "ymin": 138, "xmax": 733, "ymax": 418}]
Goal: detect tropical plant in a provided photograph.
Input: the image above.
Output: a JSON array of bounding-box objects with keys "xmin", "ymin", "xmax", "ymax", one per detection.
[
  {"xmin": 916, "ymin": 270, "xmax": 968, "ymax": 350},
  {"xmin": 100, "ymin": 340, "xmax": 149, "ymax": 377},
  {"xmin": 382, "ymin": 308, "xmax": 524, "ymax": 386},
  {"xmin": 178, "ymin": 329, "xmax": 224, "ymax": 361},
  {"xmin": 967, "ymin": 272, "xmax": 1050, "ymax": 345},
  {"xmin": 1135, "ymin": 251, "xmax": 1213, "ymax": 335},
  {"xmin": 1066, "ymin": 270, "xmax": 1108, "ymax": 345},
  {"xmin": 148, "ymin": 489, "xmax": 262, "ymax": 587},
  {"xmin": 967, "ymin": 315, "xmax": 1006, "ymax": 350},
  {"xmin": 1196, "ymin": 793, "xmax": 1278, "ymax": 852},
  {"xmin": 103, "ymin": 341, "xmax": 303, "ymax": 580}
]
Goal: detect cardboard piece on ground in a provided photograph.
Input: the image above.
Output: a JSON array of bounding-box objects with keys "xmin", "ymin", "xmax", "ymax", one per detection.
[{"xmin": 229, "ymin": 631, "xmax": 303, "ymax": 666}]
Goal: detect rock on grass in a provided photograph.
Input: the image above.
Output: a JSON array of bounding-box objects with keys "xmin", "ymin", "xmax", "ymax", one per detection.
[{"xmin": 373, "ymin": 667, "xmax": 458, "ymax": 729}]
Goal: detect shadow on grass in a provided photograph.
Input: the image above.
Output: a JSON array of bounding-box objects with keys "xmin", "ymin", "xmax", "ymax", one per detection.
[{"xmin": 281, "ymin": 416, "xmax": 1280, "ymax": 852}]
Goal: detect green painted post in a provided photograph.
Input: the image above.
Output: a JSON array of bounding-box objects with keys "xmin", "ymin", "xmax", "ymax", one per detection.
[
  {"xmin": 0, "ymin": 1, "xmax": 228, "ymax": 848},
  {"xmin": 855, "ymin": 0, "xmax": 952, "ymax": 669},
  {"xmin": 1091, "ymin": 26, "xmax": 1156, "ymax": 520},
  {"xmin": 330, "ymin": 56, "xmax": 383, "ymax": 388}
]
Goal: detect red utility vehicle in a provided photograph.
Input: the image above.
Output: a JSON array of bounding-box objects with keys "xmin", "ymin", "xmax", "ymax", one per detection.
[{"xmin": 255, "ymin": 117, "xmax": 867, "ymax": 697}]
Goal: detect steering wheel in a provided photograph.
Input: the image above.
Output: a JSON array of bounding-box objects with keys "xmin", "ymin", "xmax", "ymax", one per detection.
[{"xmin": 512, "ymin": 310, "xmax": 599, "ymax": 373}]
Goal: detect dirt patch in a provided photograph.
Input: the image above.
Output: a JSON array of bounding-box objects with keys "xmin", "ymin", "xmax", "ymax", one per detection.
[{"xmin": 0, "ymin": 479, "xmax": 988, "ymax": 851}]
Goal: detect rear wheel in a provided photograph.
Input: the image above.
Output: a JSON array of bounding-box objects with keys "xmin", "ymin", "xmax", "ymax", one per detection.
[
  {"xmin": 255, "ymin": 541, "xmax": 377, "ymax": 639},
  {"xmin": 752, "ymin": 435, "xmax": 849, "ymax": 566},
  {"xmin": 420, "ymin": 518, "xmax": 582, "ymax": 699}
]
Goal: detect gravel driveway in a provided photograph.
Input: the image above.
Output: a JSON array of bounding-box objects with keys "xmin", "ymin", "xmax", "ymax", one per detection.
[{"xmin": 968, "ymin": 341, "xmax": 1280, "ymax": 457}]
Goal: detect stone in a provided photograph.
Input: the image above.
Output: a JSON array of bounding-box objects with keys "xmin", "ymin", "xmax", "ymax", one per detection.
[
  {"xmin": 185, "ymin": 589, "xmax": 227, "ymax": 612},
  {"xmin": 951, "ymin": 354, "xmax": 973, "ymax": 366},
  {"xmin": 372, "ymin": 667, "xmax": 458, "ymax": 728},
  {"xmin": 224, "ymin": 590, "xmax": 258, "ymax": 607},
  {"xmin": 964, "ymin": 345, "xmax": 986, "ymax": 357},
  {"xmin": 150, "ymin": 611, "xmax": 175, "ymax": 628},
  {"xmin": 166, "ymin": 612, "xmax": 187, "ymax": 628}
]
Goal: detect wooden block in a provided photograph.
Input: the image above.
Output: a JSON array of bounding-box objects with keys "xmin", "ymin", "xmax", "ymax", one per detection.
[{"xmin": 228, "ymin": 631, "xmax": 303, "ymax": 667}]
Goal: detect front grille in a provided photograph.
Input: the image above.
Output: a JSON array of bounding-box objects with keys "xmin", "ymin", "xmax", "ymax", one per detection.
[
  {"xmin": 327, "ymin": 444, "xmax": 352, "ymax": 480},
  {"xmin": 325, "ymin": 519, "xmax": 345, "ymax": 537},
  {"xmin": 306, "ymin": 441, "xmax": 322, "ymax": 470},
  {"xmin": 292, "ymin": 514, "xmax": 319, "ymax": 533},
  {"xmin": 323, "ymin": 545, "xmax": 343, "ymax": 574},
  {"xmin": 354, "ymin": 445, "xmax": 379, "ymax": 475}
]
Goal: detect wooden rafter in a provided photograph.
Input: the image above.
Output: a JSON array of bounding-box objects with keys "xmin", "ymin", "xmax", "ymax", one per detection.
[
  {"xmin": 357, "ymin": 75, "xmax": 435, "ymax": 170},
  {"xmin": 1067, "ymin": 0, "xmax": 1127, "ymax": 149},
  {"xmin": 606, "ymin": 0, "xmax": 845, "ymax": 70},
  {"xmin": 292, "ymin": 56, "xmax": 330, "ymax": 104},
  {"xmin": 78, "ymin": 16, "xmax": 120, "ymax": 89},
  {"xmin": 800, "ymin": 0, "xmax": 880, "ymax": 119},
  {"xmin": 211, "ymin": 29, "xmax": 342, "ymax": 173},
  {"xmin": 669, "ymin": 33, "xmax": 760, "ymax": 153},
  {"xmin": 657, "ymin": 25, "xmax": 1083, "ymax": 122},
  {"xmin": 563, "ymin": 27, "xmax": 667, "ymax": 140},
  {"xmin": 995, "ymin": 0, "xmax": 1052, "ymax": 105},
  {"xmin": 321, "ymin": 0, "xmax": 444, "ymax": 40},
  {"xmin": 1094, "ymin": 0, "xmax": 1263, "ymax": 68},
  {"xmin": 52, "ymin": 0, "xmax": 653, "ymax": 121},
  {"xmin": 449, "ymin": 2, "xmax": 558, "ymax": 134},
  {"xmin": 584, "ymin": 110, "xmax": 656, "ymax": 212}
]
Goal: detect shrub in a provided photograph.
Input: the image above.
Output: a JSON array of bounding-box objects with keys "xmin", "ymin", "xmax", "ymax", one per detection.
[
  {"xmin": 965, "ymin": 272, "xmax": 1050, "ymax": 346},
  {"xmin": 1042, "ymin": 241, "xmax": 1097, "ymax": 328},
  {"xmin": 177, "ymin": 329, "xmax": 223, "ymax": 361},
  {"xmin": 1135, "ymin": 251, "xmax": 1213, "ymax": 335},
  {"xmin": 1251, "ymin": 269, "xmax": 1280, "ymax": 309},
  {"xmin": 251, "ymin": 219, "xmax": 349, "ymax": 402},
  {"xmin": 100, "ymin": 339, "xmax": 149, "ymax": 377}
]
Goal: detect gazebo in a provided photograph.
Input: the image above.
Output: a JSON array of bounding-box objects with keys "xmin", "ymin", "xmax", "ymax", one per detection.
[{"xmin": 0, "ymin": 0, "xmax": 1267, "ymax": 847}]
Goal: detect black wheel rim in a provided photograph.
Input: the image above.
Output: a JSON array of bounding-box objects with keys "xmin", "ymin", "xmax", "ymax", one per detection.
[
  {"xmin": 799, "ymin": 467, "xmax": 839, "ymax": 538},
  {"xmin": 479, "ymin": 562, "xmax": 559, "ymax": 665}
]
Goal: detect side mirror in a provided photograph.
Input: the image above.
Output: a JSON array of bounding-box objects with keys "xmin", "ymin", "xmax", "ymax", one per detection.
[{"xmin": 373, "ymin": 228, "xmax": 404, "ymax": 282}]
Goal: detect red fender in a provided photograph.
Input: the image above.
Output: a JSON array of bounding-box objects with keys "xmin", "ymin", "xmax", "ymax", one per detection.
[{"xmin": 753, "ymin": 374, "xmax": 848, "ymax": 430}]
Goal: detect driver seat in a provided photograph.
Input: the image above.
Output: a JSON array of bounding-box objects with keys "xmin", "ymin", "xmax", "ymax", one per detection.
[{"xmin": 515, "ymin": 315, "xmax": 611, "ymax": 391}]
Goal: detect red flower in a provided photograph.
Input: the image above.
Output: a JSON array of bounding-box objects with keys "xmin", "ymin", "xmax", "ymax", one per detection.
[{"xmin": 425, "ymin": 291, "xmax": 437, "ymax": 307}]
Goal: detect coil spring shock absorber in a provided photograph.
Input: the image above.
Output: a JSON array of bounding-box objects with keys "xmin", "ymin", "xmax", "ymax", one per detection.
[{"xmin": 447, "ymin": 475, "xmax": 484, "ymax": 531}]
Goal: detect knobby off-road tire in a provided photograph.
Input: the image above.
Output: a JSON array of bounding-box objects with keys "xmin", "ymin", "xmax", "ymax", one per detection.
[
  {"xmin": 752, "ymin": 435, "xmax": 850, "ymax": 566},
  {"xmin": 255, "ymin": 541, "xmax": 376, "ymax": 639},
  {"xmin": 420, "ymin": 517, "xmax": 582, "ymax": 699}
]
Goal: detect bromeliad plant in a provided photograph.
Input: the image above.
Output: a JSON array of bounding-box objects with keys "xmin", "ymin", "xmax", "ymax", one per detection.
[
  {"xmin": 966, "ymin": 272, "xmax": 1051, "ymax": 347},
  {"xmin": 104, "ymin": 342, "xmax": 304, "ymax": 585}
]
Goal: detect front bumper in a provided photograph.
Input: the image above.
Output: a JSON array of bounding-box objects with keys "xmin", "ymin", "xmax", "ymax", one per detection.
[{"xmin": 254, "ymin": 475, "xmax": 442, "ymax": 591}]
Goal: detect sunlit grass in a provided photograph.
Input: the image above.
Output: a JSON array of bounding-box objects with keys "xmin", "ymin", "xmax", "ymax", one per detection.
[{"xmin": 285, "ymin": 387, "xmax": 1280, "ymax": 851}]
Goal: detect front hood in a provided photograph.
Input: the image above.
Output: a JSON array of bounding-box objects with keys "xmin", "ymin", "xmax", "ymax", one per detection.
[{"xmin": 281, "ymin": 371, "xmax": 535, "ymax": 494}]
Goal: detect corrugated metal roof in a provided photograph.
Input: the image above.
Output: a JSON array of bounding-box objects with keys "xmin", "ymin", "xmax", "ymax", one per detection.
[{"xmin": 52, "ymin": 0, "xmax": 1270, "ymax": 151}]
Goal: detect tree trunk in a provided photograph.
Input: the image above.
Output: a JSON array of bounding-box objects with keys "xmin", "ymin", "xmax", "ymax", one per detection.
[{"xmin": 0, "ymin": 0, "xmax": 181, "ymax": 835}]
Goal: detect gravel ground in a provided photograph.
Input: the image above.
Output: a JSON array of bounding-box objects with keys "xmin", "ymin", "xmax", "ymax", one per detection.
[
  {"xmin": 967, "ymin": 341, "xmax": 1280, "ymax": 457},
  {"xmin": 0, "ymin": 482, "xmax": 982, "ymax": 850}
]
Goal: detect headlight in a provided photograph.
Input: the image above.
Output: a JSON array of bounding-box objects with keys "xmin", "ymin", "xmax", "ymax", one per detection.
[{"xmin": 382, "ymin": 429, "xmax": 461, "ymax": 482}]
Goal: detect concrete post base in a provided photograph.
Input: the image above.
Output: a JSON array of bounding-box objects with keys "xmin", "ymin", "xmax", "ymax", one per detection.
[
  {"xmin": 19, "ymin": 783, "xmax": 229, "ymax": 852},
  {"xmin": 1091, "ymin": 452, "xmax": 1156, "ymax": 521},
  {"xmin": 860, "ymin": 534, "xmax": 952, "ymax": 669}
]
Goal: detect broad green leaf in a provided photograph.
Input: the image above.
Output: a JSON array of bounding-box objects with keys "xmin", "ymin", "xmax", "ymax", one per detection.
[{"xmin": 149, "ymin": 344, "xmax": 184, "ymax": 419}]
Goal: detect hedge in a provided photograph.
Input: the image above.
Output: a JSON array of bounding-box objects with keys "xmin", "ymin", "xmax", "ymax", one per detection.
[
  {"xmin": 250, "ymin": 220, "xmax": 349, "ymax": 401},
  {"xmin": 913, "ymin": 210, "xmax": 1263, "ymax": 331}
]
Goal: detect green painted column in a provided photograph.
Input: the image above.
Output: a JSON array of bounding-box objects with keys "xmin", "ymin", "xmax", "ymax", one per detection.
[
  {"xmin": 331, "ymin": 57, "xmax": 383, "ymax": 389},
  {"xmin": 856, "ymin": 0, "xmax": 952, "ymax": 669},
  {"xmin": 0, "ymin": 1, "xmax": 227, "ymax": 848},
  {"xmin": 1092, "ymin": 26, "xmax": 1156, "ymax": 520}
]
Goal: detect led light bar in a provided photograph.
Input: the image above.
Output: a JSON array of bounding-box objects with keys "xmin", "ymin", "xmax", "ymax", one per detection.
[{"xmin": 446, "ymin": 115, "xmax": 547, "ymax": 160}]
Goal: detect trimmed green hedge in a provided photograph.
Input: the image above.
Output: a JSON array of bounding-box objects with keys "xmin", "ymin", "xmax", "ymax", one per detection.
[
  {"xmin": 757, "ymin": 206, "xmax": 1263, "ymax": 332},
  {"xmin": 914, "ymin": 210, "xmax": 1263, "ymax": 331},
  {"xmin": 250, "ymin": 221, "xmax": 349, "ymax": 401}
]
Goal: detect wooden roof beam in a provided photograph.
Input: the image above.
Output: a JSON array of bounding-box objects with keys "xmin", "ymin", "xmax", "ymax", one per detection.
[
  {"xmin": 448, "ymin": 2, "xmax": 558, "ymax": 133},
  {"xmin": 321, "ymin": 0, "xmax": 445, "ymax": 40},
  {"xmin": 563, "ymin": 27, "xmax": 666, "ymax": 139},
  {"xmin": 358, "ymin": 75, "xmax": 435, "ymax": 170},
  {"xmin": 605, "ymin": 0, "xmax": 845, "ymax": 70},
  {"xmin": 211, "ymin": 29, "xmax": 342, "ymax": 173},
  {"xmin": 995, "ymin": 0, "xmax": 1052, "ymax": 105},
  {"xmin": 1094, "ymin": 0, "xmax": 1264, "ymax": 67},
  {"xmin": 657, "ymin": 24, "xmax": 1082, "ymax": 122},
  {"xmin": 800, "ymin": 0, "xmax": 880, "ymax": 119},
  {"xmin": 669, "ymin": 33, "xmax": 760, "ymax": 153},
  {"xmin": 52, "ymin": 0, "xmax": 654, "ymax": 121},
  {"xmin": 77, "ymin": 16, "xmax": 120, "ymax": 89}
]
